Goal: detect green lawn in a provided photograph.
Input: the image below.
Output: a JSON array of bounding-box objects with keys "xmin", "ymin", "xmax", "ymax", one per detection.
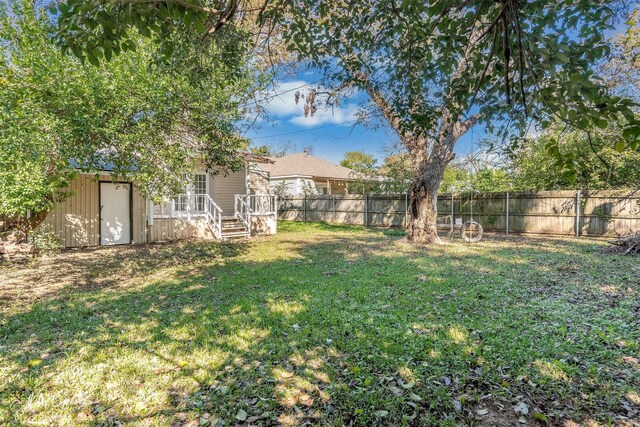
[{"xmin": 1, "ymin": 222, "xmax": 638, "ymax": 426}]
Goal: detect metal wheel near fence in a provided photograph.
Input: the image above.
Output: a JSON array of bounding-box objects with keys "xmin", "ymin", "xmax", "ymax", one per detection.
[{"xmin": 277, "ymin": 190, "xmax": 640, "ymax": 237}]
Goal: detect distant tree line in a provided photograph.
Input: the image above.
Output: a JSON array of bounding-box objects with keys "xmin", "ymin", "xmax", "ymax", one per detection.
[{"xmin": 338, "ymin": 127, "xmax": 640, "ymax": 194}]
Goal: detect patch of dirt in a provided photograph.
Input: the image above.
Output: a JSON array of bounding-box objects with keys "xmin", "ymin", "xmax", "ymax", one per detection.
[{"xmin": 0, "ymin": 240, "xmax": 246, "ymax": 312}]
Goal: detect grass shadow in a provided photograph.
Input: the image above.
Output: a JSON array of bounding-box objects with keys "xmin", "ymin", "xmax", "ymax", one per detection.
[{"xmin": 1, "ymin": 225, "xmax": 638, "ymax": 426}]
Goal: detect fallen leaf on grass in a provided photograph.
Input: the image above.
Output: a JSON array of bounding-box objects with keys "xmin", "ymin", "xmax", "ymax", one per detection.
[
  {"xmin": 400, "ymin": 380, "xmax": 415, "ymax": 389},
  {"xmin": 388, "ymin": 385, "xmax": 403, "ymax": 396},
  {"xmin": 514, "ymin": 401, "xmax": 529, "ymax": 415},
  {"xmin": 409, "ymin": 392, "xmax": 422, "ymax": 401},
  {"xmin": 374, "ymin": 410, "xmax": 389, "ymax": 417},
  {"xmin": 532, "ymin": 412, "xmax": 550, "ymax": 425},
  {"xmin": 235, "ymin": 409, "xmax": 248, "ymax": 421},
  {"xmin": 403, "ymin": 412, "xmax": 417, "ymax": 421},
  {"xmin": 27, "ymin": 359, "xmax": 42, "ymax": 368}
]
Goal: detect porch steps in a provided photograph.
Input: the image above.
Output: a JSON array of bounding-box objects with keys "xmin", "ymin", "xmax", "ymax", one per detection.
[{"xmin": 220, "ymin": 217, "xmax": 250, "ymax": 240}]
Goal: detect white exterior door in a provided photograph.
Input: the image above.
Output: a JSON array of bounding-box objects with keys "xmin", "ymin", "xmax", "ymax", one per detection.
[{"xmin": 100, "ymin": 182, "xmax": 131, "ymax": 245}]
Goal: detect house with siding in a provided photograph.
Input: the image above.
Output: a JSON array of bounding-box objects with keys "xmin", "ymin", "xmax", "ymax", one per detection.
[
  {"xmin": 261, "ymin": 151, "xmax": 360, "ymax": 196},
  {"xmin": 39, "ymin": 154, "xmax": 277, "ymax": 248}
]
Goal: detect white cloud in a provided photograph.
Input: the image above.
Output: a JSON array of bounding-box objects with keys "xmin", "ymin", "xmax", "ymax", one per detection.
[
  {"xmin": 289, "ymin": 103, "xmax": 359, "ymax": 127},
  {"xmin": 263, "ymin": 80, "xmax": 360, "ymax": 127}
]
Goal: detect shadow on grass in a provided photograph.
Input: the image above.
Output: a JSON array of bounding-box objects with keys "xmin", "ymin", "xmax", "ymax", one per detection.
[{"xmin": 1, "ymin": 227, "xmax": 638, "ymax": 426}]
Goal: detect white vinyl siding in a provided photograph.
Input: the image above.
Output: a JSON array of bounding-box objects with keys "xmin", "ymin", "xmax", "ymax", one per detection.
[
  {"xmin": 270, "ymin": 178, "xmax": 300, "ymax": 195},
  {"xmin": 210, "ymin": 168, "xmax": 247, "ymax": 214}
]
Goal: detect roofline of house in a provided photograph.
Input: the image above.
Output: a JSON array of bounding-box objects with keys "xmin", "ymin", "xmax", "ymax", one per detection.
[
  {"xmin": 270, "ymin": 174, "xmax": 314, "ymax": 179},
  {"xmin": 270, "ymin": 174, "xmax": 361, "ymax": 181}
]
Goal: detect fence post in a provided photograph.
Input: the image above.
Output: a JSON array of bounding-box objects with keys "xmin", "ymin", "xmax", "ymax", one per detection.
[
  {"xmin": 364, "ymin": 194, "xmax": 368, "ymax": 226},
  {"xmin": 405, "ymin": 192, "xmax": 409, "ymax": 227},
  {"xmin": 333, "ymin": 195, "xmax": 336, "ymax": 223},
  {"xmin": 303, "ymin": 195, "xmax": 307, "ymax": 222},
  {"xmin": 575, "ymin": 190, "xmax": 580, "ymax": 237},
  {"xmin": 450, "ymin": 194, "xmax": 454, "ymax": 233},
  {"xmin": 506, "ymin": 191, "xmax": 510, "ymax": 235}
]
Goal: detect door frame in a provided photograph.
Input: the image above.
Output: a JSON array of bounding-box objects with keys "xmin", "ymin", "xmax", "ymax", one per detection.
[{"xmin": 98, "ymin": 181, "xmax": 134, "ymax": 245}]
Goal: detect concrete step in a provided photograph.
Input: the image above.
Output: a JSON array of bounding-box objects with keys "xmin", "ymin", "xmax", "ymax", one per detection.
[
  {"xmin": 222, "ymin": 222, "xmax": 246, "ymax": 229},
  {"xmin": 222, "ymin": 228, "xmax": 248, "ymax": 234},
  {"xmin": 221, "ymin": 231, "xmax": 251, "ymax": 240},
  {"xmin": 222, "ymin": 220, "xmax": 244, "ymax": 226}
]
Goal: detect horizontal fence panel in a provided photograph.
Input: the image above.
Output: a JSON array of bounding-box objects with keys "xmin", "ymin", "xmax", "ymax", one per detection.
[
  {"xmin": 334, "ymin": 211, "xmax": 366, "ymax": 225},
  {"xmin": 278, "ymin": 191, "xmax": 640, "ymax": 237},
  {"xmin": 334, "ymin": 197, "xmax": 366, "ymax": 213},
  {"xmin": 507, "ymin": 215, "xmax": 576, "ymax": 235},
  {"xmin": 279, "ymin": 210, "xmax": 304, "ymax": 221},
  {"xmin": 367, "ymin": 212, "xmax": 406, "ymax": 227},
  {"xmin": 305, "ymin": 198, "xmax": 334, "ymax": 211}
]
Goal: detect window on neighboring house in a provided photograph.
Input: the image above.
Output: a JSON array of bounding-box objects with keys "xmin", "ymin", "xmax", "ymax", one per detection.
[{"xmin": 315, "ymin": 182, "xmax": 328, "ymax": 195}]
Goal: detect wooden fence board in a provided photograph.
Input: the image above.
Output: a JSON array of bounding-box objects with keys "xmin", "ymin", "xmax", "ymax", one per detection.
[{"xmin": 278, "ymin": 191, "xmax": 640, "ymax": 237}]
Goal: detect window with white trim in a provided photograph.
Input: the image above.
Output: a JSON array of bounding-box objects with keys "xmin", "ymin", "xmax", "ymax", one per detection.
[
  {"xmin": 193, "ymin": 173, "xmax": 207, "ymax": 212},
  {"xmin": 153, "ymin": 172, "xmax": 208, "ymax": 218}
]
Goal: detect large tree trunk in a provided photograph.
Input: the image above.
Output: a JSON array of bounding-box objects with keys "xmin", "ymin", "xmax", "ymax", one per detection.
[
  {"xmin": 357, "ymin": 77, "xmax": 477, "ymax": 244},
  {"xmin": 407, "ymin": 158, "xmax": 448, "ymax": 244}
]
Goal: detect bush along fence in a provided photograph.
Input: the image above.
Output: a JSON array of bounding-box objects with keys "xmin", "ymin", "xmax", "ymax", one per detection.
[{"xmin": 277, "ymin": 190, "xmax": 640, "ymax": 237}]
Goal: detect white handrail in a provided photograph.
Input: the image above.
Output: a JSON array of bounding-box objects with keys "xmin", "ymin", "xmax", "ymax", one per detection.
[
  {"xmin": 204, "ymin": 194, "xmax": 223, "ymax": 239},
  {"xmin": 246, "ymin": 194, "xmax": 277, "ymax": 215},
  {"xmin": 234, "ymin": 195, "xmax": 251, "ymax": 235}
]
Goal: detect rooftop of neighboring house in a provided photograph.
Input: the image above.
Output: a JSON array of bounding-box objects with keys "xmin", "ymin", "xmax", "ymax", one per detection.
[{"xmin": 260, "ymin": 151, "xmax": 359, "ymax": 180}]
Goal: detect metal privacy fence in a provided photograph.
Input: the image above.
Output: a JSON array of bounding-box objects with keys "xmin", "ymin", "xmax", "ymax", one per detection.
[{"xmin": 278, "ymin": 190, "xmax": 640, "ymax": 237}]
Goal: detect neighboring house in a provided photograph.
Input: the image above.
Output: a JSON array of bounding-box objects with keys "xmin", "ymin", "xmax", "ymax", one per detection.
[
  {"xmin": 38, "ymin": 154, "xmax": 277, "ymax": 248},
  {"xmin": 261, "ymin": 151, "xmax": 360, "ymax": 196}
]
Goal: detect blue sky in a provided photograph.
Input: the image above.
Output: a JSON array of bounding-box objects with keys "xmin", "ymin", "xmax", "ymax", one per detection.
[
  {"xmin": 243, "ymin": 70, "xmax": 485, "ymax": 165},
  {"xmin": 243, "ymin": 10, "xmax": 634, "ymax": 166}
]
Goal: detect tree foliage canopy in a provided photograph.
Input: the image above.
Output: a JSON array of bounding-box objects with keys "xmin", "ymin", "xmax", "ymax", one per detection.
[
  {"xmin": 604, "ymin": 6, "xmax": 640, "ymax": 102},
  {"xmin": 285, "ymin": 0, "xmax": 639, "ymax": 167},
  {"xmin": 0, "ymin": 0, "xmax": 255, "ymax": 219},
  {"xmin": 510, "ymin": 128, "xmax": 640, "ymax": 191},
  {"xmin": 339, "ymin": 151, "xmax": 377, "ymax": 174}
]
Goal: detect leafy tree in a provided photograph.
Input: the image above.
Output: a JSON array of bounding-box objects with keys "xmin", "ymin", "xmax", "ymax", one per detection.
[
  {"xmin": 284, "ymin": 1, "xmax": 639, "ymax": 243},
  {"xmin": 338, "ymin": 151, "xmax": 379, "ymax": 194},
  {"xmin": 440, "ymin": 165, "xmax": 473, "ymax": 194},
  {"xmin": 0, "ymin": 0, "xmax": 254, "ymax": 234},
  {"xmin": 340, "ymin": 151, "xmax": 377, "ymax": 173},
  {"xmin": 249, "ymin": 141, "xmax": 311, "ymax": 158},
  {"xmin": 439, "ymin": 163, "xmax": 512, "ymax": 193},
  {"xmin": 271, "ymin": 181, "xmax": 291, "ymax": 200},
  {"xmin": 52, "ymin": 0, "xmax": 268, "ymax": 62},
  {"xmin": 378, "ymin": 152, "xmax": 412, "ymax": 194},
  {"xmin": 250, "ymin": 145, "xmax": 272, "ymax": 157},
  {"xmin": 510, "ymin": 128, "xmax": 640, "ymax": 190},
  {"xmin": 604, "ymin": 7, "xmax": 640, "ymax": 101},
  {"xmin": 472, "ymin": 168, "xmax": 512, "ymax": 192}
]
